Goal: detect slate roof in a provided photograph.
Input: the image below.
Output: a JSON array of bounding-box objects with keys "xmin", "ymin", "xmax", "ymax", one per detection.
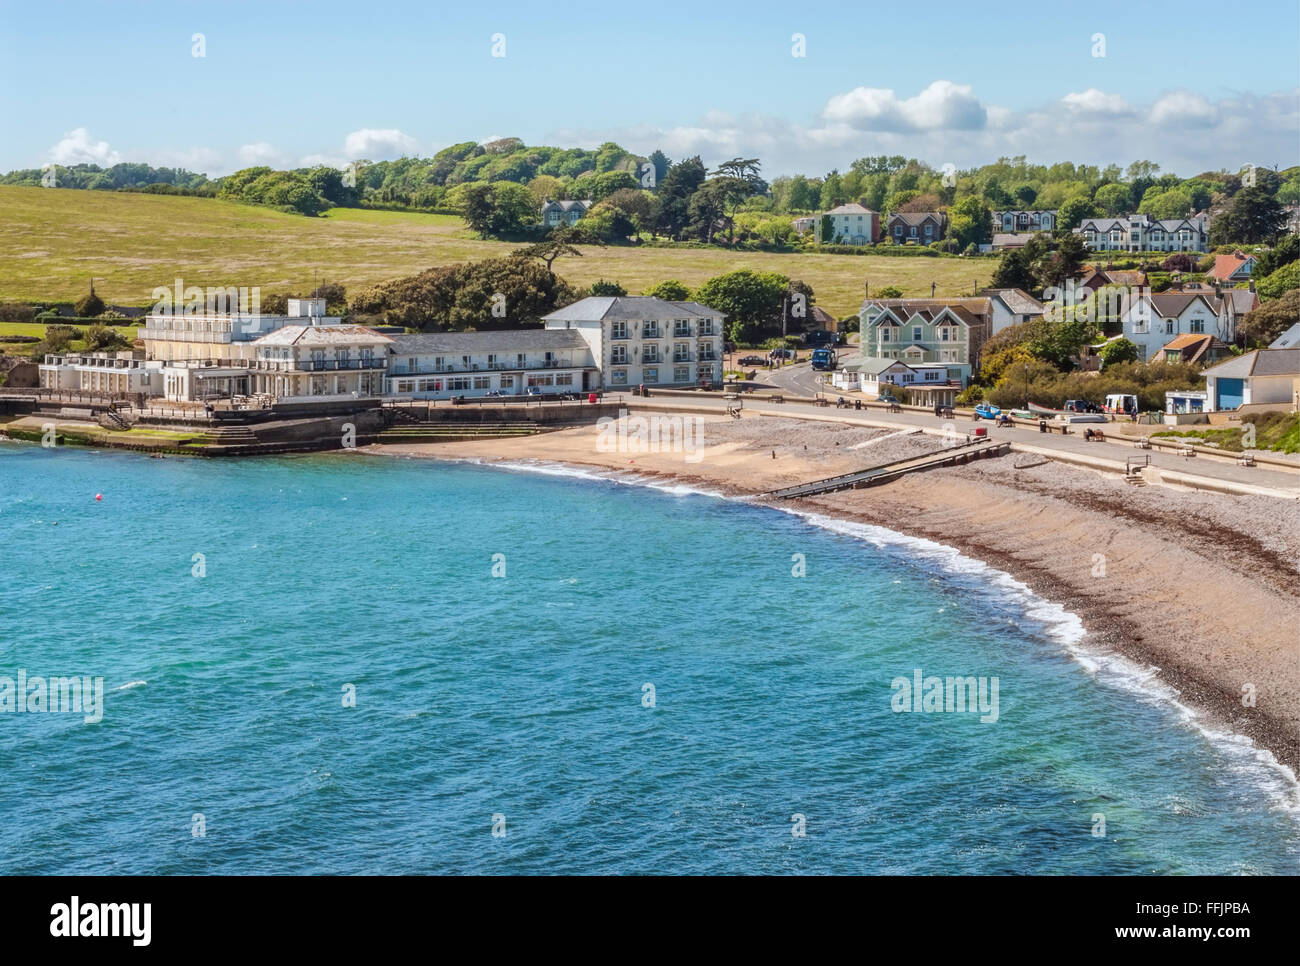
[
  {"xmin": 1202, "ymin": 348, "xmax": 1300, "ymax": 379},
  {"xmin": 390, "ymin": 329, "xmax": 590, "ymax": 354},
  {"xmin": 543, "ymin": 296, "xmax": 726, "ymax": 322},
  {"xmin": 252, "ymin": 325, "xmax": 394, "ymax": 346}
]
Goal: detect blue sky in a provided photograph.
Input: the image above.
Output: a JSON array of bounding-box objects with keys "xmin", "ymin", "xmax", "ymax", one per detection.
[{"xmin": 2, "ymin": 0, "xmax": 1297, "ymax": 177}]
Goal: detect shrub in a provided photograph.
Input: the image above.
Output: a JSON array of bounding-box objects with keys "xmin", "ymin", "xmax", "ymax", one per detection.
[{"xmin": 74, "ymin": 290, "xmax": 105, "ymax": 318}]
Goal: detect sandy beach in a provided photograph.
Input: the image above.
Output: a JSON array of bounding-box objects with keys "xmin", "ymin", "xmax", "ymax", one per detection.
[{"xmin": 365, "ymin": 413, "xmax": 1300, "ymax": 776}]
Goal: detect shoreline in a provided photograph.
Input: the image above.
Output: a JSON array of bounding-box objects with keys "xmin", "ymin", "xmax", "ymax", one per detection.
[{"xmin": 361, "ymin": 417, "xmax": 1300, "ymax": 784}]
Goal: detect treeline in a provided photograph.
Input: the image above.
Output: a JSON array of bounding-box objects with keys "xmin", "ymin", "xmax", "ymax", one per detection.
[{"xmin": 0, "ymin": 161, "xmax": 210, "ymax": 191}]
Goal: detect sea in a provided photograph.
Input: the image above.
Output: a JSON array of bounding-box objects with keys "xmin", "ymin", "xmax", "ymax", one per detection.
[{"xmin": 1, "ymin": 441, "xmax": 1296, "ymax": 874}]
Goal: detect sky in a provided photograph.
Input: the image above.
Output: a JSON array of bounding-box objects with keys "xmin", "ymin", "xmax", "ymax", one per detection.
[{"xmin": 1, "ymin": 0, "xmax": 1298, "ymax": 179}]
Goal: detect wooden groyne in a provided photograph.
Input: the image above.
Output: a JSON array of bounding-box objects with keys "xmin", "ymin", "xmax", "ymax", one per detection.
[{"xmin": 766, "ymin": 439, "xmax": 1010, "ymax": 499}]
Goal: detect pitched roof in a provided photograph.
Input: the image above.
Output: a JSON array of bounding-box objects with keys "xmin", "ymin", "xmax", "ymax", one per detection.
[
  {"xmin": 1202, "ymin": 348, "xmax": 1300, "ymax": 379},
  {"xmin": 985, "ymin": 288, "xmax": 1044, "ymax": 315},
  {"xmin": 840, "ymin": 355, "xmax": 912, "ymax": 375},
  {"xmin": 390, "ymin": 329, "xmax": 590, "ymax": 354},
  {"xmin": 1160, "ymin": 333, "xmax": 1229, "ymax": 364},
  {"xmin": 1270, "ymin": 322, "xmax": 1300, "ymax": 349},
  {"xmin": 1209, "ymin": 252, "xmax": 1253, "ymax": 281},
  {"xmin": 1146, "ymin": 293, "xmax": 1220, "ymax": 317},
  {"xmin": 543, "ymin": 296, "xmax": 726, "ymax": 322},
  {"xmin": 252, "ymin": 325, "xmax": 393, "ymax": 346},
  {"xmin": 825, "ymin": 203, "xmax": 875, "ymax": 215},
  {"xmin": 887, "ymin": 211, "xmax": 945, "ymax": 226}
]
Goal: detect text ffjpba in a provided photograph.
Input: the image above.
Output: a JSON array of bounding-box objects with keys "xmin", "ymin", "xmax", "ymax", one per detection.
[{"xmin": 50, "ymin": 896, "xmax": 151, "ymax": 946}]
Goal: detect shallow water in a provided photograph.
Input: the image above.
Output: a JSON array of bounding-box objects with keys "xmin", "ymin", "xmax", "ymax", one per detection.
[{"xmin": 0, "ymin": 443, "xmax": 1296, "ymax": 874}]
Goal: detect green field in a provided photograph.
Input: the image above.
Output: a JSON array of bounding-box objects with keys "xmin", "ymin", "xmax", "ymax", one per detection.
[{"xmin": 0, "ymin": 185, "xmax": 995, "ymax": 319}]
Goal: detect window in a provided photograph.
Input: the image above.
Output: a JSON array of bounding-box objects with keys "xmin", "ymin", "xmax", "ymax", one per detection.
[
  {"xmin": 555, "ymin": 373, "xmax": 574, "ymax": 386},
  {"xmin": 644, "ymin": 321, "xmax": 660, "ymax": 339},
  {"xmin": 643, "ymin": 368, "xmax": 658, "ymax": 383},
  {"xmin": 611, "ymin": 370, "xmax": 627, "ymax": 385},
  {"xmin": 612, "ymin": 321, "xmax": 628, "ymax": 339},
  {"xmin": 674, "ymin": 320, "xmax": 690, "ymax": 337},
  {"xmin": 700, "ymin": 319, "xmax": 713, "ymax": 335},
  {"xmin": 1165, "ymin": 320, "xmax": 1174, "ymax": 334},
  {"xmin": 674, "ymin": 366, "xmax": 689, "ymax": 382},
  {"xmin": 881, "ymin": 328, "xmax": 891, "ymax": 343},
  {"xmin": 473, "ymin": 376, "xmax": 491, "ymax": 389},
  {"xmin": 397, "ymin": 380, "xmax": 414, "ymax": 393},
  {"xmin": 487, "ymin": 354, "xmax": 497, "ymax": 368},
  {"xmin": 1190, "ymin": 319, "xmax": 1205, "ymax": 334},
  {"xmin": 674, "ymin": 343, "xmax": 690, "ymax": 362},
  {"xmin": 612, "ymin": 346, "xmax": 627, "ymax": 364},
  {"xmin": 913, "ymin": 326, "xmax": 923, "ymax": 342},
  {"xmin": 500, "ymin": 375, "xmax": 513, "ymax": 389},
  {"xmin": 517, "ymin": 353, "xmax": 526, "ymax": 368},
  {"xmin": 434, "ymin": 356, "xmax": 445, "ymax": 371},
  {"xmin": 448, "ymin": 376, "xmax": 471, "ymax": 390},
  {"xmin": 940, "ymin": 327, "xmax": 949, "ymax": 342}
]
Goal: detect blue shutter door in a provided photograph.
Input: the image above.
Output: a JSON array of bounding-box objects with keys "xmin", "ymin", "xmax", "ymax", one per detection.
[{"xmin": 1216, "ymin": 378, "xmax": 1244, "ymax": 410}]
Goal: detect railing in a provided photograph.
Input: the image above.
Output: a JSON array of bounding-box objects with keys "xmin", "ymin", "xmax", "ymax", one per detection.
[
  {"xmin": 298, "ymin": 359, "xmax": 387, "ymax": 372},
  {"xmin": 389, "ymin": 359, "xmax": 577, "ymax": 376}
]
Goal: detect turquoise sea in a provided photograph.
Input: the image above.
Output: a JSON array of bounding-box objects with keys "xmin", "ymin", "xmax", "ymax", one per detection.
[{"xmin": 1, "ymin": 442, "xmax": 1296, "ymax": 874}]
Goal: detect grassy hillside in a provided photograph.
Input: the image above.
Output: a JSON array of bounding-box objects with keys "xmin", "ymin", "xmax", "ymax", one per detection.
[{"xmin": 0, "ymin": 185, "xmax": 995, "ymax": 319}]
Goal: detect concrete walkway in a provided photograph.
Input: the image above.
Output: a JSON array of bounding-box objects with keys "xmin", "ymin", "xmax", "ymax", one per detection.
[{"xmin": 613, "ymin": 392, "xmax": 1300, "ymax": 499}]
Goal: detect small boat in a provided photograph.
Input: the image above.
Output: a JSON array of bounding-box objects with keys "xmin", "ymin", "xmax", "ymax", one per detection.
[
  {"xmin": 1027, "ymin": 401, "xmax": 1064, "ymax": 416},
  {"xmin": 973, "ymin": 403, "xmax": 1001, "ymax": 420}
]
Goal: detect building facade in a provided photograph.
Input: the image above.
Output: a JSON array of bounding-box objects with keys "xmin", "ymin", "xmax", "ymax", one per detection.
[
  {"xmin": 1075, "ymin": 214, "xmax": 1210, "ymax": 253},
  {"xmin": 885, "ymin": 212, "xmax": 947, "ymax": 245},
  {"xmin": 540, "ymin": 199, "xmax": 593, "ymax": 227},
  {"xmin": 1117, "ymin": 292, "xmax": 1245, "ymax": 362},
  {"xmin": 386, "ymin": 329, "xmax": 597, "ymax": 398},
  {"xmin": 816, "ymin": 203, "xmax": 880, "ymax": 245},
  {"xmin": 992, "ymin": 210, "xmax": 1056, "ymax": 233},
  {"xmin": 542, "ymin": 296, "xmax": 725, "ymax": 389}
]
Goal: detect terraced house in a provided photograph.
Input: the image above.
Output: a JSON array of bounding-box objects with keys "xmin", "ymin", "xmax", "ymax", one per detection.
[
  {"xmin": 1075, "ymin": 213, "xmax": 1210, "ymax": 253},
  {"xmin": 542, "ymin": 295, "xmax": 725, "ymax": 389}
]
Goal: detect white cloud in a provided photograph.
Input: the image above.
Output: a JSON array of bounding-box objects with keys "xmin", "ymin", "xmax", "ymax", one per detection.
[
  {"xmin": 553, "ymin": 84, "xmax": 1298, "ymax": 180},
  {"xmin": 342, "ymin": 128, "xmax": 419, "ymax": 160},
  {"xmin": 48, "ymin": 128, "xmax": 121, "ymax": 166},
  {"xmin": 1061, "ymin": 89, "xmax": 1134, "ymax": 116},
  {"xmin": 821, "ymin": 81, "xmax": 986, "ymax": 132},
  {"xmin": 237, "ymin": 142, "xmax": 289, "ymax": 167},
  {"xmin": 1149, "ymin": 91, "xmax": 1219, "ymax": 128}
]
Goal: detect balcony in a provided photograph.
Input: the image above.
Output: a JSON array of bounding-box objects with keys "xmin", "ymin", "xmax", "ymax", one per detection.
[{"xmin": 641, "ymin": 356, "xmax": 661, "ymax": 365}]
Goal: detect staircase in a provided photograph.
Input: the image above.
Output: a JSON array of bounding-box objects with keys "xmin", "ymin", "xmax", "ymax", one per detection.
[
  {"xmin": 96, "ymin": 408, "xmax": 133, "ymax": 431},
  {"xmin": 199, "ymin": 425, "xmax": 259, "ymax": 451},
  {"xmin": 377, "ymin": 421, "xmax": 541, "ymax": 443}
]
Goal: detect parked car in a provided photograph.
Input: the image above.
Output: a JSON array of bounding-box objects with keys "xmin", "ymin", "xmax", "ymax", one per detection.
[
  {"xmin": 738, "ymin": 355, "xmax": 765, "ymax": 366},
  {"xmin": 484, "ymin": 390, "xmax": 504, "ymax": 397},
  {"xmin": 877, "ymin": 393, "xmax": 900, "ymax": 405},
  {"xmin": 1103, "ymin": 393, "xmax": 1138, "ymax": 415},
  {"xmin": 525, "ymin": 386, "xmax": 543, "ymax": 397},
  {"xmin": 769, "ymin": 348, "xmax": 796, "ymax": 360}
]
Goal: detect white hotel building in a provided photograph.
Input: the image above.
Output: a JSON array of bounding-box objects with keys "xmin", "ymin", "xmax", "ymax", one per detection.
[
  {"xmin": 542, "ymin": 296, "xmax": 725, "ymax": 389},
  {"xmin": 386, "ymin": 329, "xmax": 597, "ymax": 397}
]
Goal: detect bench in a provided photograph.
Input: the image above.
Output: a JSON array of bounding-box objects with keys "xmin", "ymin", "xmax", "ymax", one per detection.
[
  {"xmin": 1135, "ymin": 437, "xmax": 1151, "ymax": 449},
  {"xmin": 1237, "ymin": 453, "xmax": 1256, "ymax": 467},
  {"xmin": 938, "ymin": 407, "xmax": 955, "ymax": 419}
]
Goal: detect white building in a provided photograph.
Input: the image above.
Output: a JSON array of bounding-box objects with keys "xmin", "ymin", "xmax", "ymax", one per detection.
[
  {"xmin": 542, "ymin": 296, "xmax": 725, "ymax": 389},
  {"xmin": 815, "ymin": 204, "xmax": 880, "ymax": 245},
  {"xmin": 386, "ymin": 329, "xmax": 597, "ymax": 398},
  {"xmin": 1075, "ymin": 213, "xmax": 1210, "ymax": 253},
  {"xmin": 1201, "ymin": 348, "xmax": 1300, "ymax": 412},
  {"xmin": 540, "ymin": 199, "xmax": 593, "ymax": 227},
  {"xmin": 1116, "ymin": 292, "xmax": 1243, "ymax": 362},
  {"xmin": 138, "ymin": 297, "xmax": 340, "ymax": 364},
  {"xmin": 240, "ymin": 325, "xmax": 392, "ymax": 401},
  {"xmin": 39, "ymin": 351, "xmax": 163, "ymax": 396}
]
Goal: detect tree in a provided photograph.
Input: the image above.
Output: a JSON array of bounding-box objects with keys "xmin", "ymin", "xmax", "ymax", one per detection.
[
  {"xmin": 1057, "ymin": 195, "xmax": 1097, "ymax": 231},
  {"xmin": 1254, "ymin": 233, "xmax": 1299, "ymax": 278},
  {"xmin": 654, "ymin": 156, "xmax": 706, "ymax": 239},
  {"xmin": 84, "ymin": 324, "xmax": 130, "ymax": 351},
  {"xmin": 1210, "ymin": 187, "xmax": 1286, "ymax": 245},
  {"xmin": 1256, "ymin": 261, "xmax": 1300, "ymax": 301},
  {"xmin": 876, "ymin": 286, "xmax": 904, "ymax": 298},
  {"xmin": 40, "ymin": 324, "xmax": 78, "ymax": 354},
  {"xmin": 588, "ymin": 279, "xmax": 626, "ymax": 296},
  {"xmin": 1037, "ymin": 233, "xmax": 1089, "ymax": 290},
  {"xmin": 74, "ymin": 284, "xmax": 105, "ymax": 318},
  {"xmin": 1094, "ymin": 183, "xmax": 1130, "ymax": 216},
  {"xmin": 1238, "ymin": 289, "xmax": 1300, "ymax": 346},
  {"xmin": 512, "ymin": 226, "xmax": 588, "ymax": 275},
  {"xmin": 456, "ymin": 181, "xmax": 539, "ymax": 237},
  {"xmin": 643, "ymin": 280, "xmax": 691, "ymax": 301},
  {"xmin": 646, "ymin": 150, "xmax": 670, "ymax": 189},
  {"xmin": 948, "ymin": 196, "xmax": 992, "ymax": 250},
  {"xmin": 693, "ymin": 269, "xmax": 790, "ymax": 344},
  {"xmin": 1099, "ymin": 337, "xmax": 1139, "ymax": 368},
  {"xmin": 1161, "ymin": 253, "xmax": 1197, "ymax": 273}
]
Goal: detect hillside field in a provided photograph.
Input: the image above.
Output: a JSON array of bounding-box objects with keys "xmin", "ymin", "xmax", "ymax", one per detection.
[{"xmin": 0, "ymin": 185, "xmax": 995, "ymax": 319}]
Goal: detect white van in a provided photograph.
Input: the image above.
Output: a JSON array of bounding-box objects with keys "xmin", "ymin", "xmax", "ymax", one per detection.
[{"xmin": 1103, "ymin": 393, "xmax": 1138, "ymax": 415}]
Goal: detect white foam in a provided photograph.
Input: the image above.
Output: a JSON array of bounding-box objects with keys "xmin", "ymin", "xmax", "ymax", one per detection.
[
  {"xmin": 414, "ymin": 454, "xmax": 1300, "ymax": 815},
  {"xmin": 114, "ymin": 680, "xmax": 147, "ymax": 691}
]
